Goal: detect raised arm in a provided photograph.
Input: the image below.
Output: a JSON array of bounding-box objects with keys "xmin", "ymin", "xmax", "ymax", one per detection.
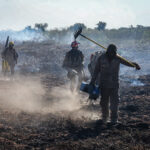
[{"xmin": 119, "ymin": 57, "xmax": 141, "ymax": 70}]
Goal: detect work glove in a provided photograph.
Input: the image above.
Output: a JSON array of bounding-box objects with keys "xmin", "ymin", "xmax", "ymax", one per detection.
[{"xmin": 132, "ymin": 62, "xmax": 141, "ymax": 70}]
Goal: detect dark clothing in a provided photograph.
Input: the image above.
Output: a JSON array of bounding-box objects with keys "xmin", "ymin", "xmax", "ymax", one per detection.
[
  {"xmin": 1, "ymin": 47, "xmax": 18, "ymax": 75},
  {"xmin": 63, "ymin": 49, "xmax": 84, "ymax": 70},
  {"xmin": 100, "ymin": 88, "xmax": 119, "ymax": 121},
  {"xmin": 91, "ymin": 53, "xmax": 134, "ymax": 88},
  {"xmin": 2, "ymin": 47, "xmax": 18, "ymax": 64},
  {"xmin": 63, "ymin": 49, "xmax": 84, "ymax": 91},
  {"xmin": 91, "ymin": 52, "xmax": 134, "ymax": 122}
]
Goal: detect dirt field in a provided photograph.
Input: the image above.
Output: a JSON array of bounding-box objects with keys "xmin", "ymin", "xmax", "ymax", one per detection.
[
  {"xmin": 0, "ymin": 42, "xmax": 149, "ymax": 150},
  {"xmin": 0, "ymin": 74, "xmax": 149, "ymax": 150}
]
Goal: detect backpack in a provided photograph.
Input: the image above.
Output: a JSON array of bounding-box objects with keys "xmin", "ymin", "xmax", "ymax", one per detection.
[
  {"xmin": 88, "ymin": 51, "xmax": 102, "ymax": 76},
  {"xmin": 63, "ymin": 49, "xmax": 83, "ymax": 68}
]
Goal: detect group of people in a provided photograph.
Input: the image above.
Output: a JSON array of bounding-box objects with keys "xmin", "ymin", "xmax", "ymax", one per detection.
[
  {"xmin": 63, "ymin": 41, "xmax": 141, "ymax": 124},
  {"xmin": 1, "ymin": 39, "xmax": 141, "ymax": 124}
]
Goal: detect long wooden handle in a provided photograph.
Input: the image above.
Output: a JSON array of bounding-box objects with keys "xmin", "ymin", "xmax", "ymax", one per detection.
[{"xmin": 80, "ymin": 34, "xmax": 136, "ymax": 67}]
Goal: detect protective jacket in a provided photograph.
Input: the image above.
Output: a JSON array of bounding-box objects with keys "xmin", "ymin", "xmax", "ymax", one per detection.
[
  {"xmin": 63, "ymin": 49, "xmax": 84, "ymax": 71},
  {"xmin": 91, "ymin": 52, "xmax": 134, "ymax": 88},
  {"xmin": 2, "ymin": 47, "xmax": 18, "ymax": 65}
]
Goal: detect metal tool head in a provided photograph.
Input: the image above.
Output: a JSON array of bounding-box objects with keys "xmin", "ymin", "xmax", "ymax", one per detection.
[
  {"xmin": 5, "ymin": 36, "xmax": 9, "ymax": 48},
  {"xmin": 74, "ymin": 27, "xmax": 82, "ymax": 39}
]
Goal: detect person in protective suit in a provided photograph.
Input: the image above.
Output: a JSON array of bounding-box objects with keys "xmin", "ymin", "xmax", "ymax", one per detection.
[
  {"xmin": 1, "ymin": 41, "xmax": 18, "ymax": 75},
  {"xmin": 90, "ymin": 44, "xmax": 141, "ymax": 124},
  {"xmin": 63, "ymin": 41, "xmax": 84, "ymax": 91}
]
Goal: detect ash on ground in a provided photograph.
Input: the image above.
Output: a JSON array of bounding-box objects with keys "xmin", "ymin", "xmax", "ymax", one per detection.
[{"xmin": 0, "ymin": 41, "xmax": 149, "ymax": 150}]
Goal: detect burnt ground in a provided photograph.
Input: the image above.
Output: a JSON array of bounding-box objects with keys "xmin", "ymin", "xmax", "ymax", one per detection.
[
  {"xmin": 0, "ymin": 74, "xmax": 149, "ymax": 150},
  {"xmin": 0, "ymin": 41, "xmax": 149, "ymax": 150}
]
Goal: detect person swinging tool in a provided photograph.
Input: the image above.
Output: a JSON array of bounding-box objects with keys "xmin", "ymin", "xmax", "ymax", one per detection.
[
  {"xmin": 89, "ymin": 44, "xmax": 141, "ymax": 124},
  {"xmin": 1, "ymin": 41, "xmax": 18, "ymax": 75},
  {"xmin": 74, "ymin": 27, "xmax": 141, "ymax": 124},
  {"xmin": 62, "ymin": 41, "xmax": 84, "ymax": 92}
]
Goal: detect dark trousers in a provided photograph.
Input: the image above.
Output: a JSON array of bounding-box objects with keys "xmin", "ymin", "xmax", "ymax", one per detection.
[{"xmin": 100, "ymin": 88, "xmax": 119, "ymax": 121}]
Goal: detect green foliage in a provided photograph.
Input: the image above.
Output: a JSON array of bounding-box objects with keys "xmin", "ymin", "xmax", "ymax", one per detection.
[
  {"xmin": 34, "ymin": 23, "xmax": 48, "ymax": 32},
  {"xmin": 25, "ymin": 26, "xmax": 32, "ymax": 30},
  {"xmin": 96, "ymin": 21, "xmax": 107, "ymax": 31},
  {"xmin": 25, "ymin": 23, "xmax": 150, "ymax": 45},
  {"xmin": 67, "ymin": 23, "xmax": 87, "ymax": 32}
]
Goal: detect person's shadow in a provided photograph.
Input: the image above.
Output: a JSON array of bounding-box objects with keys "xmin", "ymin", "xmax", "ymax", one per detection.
[{"xmin": 65, "ymin": 120, "xmax": 112, "ymax": 141}]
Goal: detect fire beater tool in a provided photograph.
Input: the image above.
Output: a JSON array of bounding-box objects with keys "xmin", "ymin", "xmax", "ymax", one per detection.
[{"xmin": 74, "ymin": 27, "xmax": 136, "ymax": 67}]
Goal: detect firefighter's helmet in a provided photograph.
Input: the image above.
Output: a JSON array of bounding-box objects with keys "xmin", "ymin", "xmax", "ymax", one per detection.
[{"xmin": 9, "ymin": 41, "xmax": 14, "ymax": 47}]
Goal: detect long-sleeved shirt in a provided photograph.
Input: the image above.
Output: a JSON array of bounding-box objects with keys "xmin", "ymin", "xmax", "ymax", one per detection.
[
  {"xmin": 62, "ymin": 49, "xmax": 84, "ymax": 71},
  {"xmin": 91, "ymin": 53, "xmax": 134, "ymax": 88},
  {"xmin": 1, "ymin": 47, "xmax": 18, "ymax": 65}
]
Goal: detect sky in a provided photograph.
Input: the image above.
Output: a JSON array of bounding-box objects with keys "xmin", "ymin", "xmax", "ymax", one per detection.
[{"xmin": 0, "ymin": 0, "xmax": 150, "ymax": 31}]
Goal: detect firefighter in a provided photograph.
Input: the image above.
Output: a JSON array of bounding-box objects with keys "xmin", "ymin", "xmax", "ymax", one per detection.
[
  {"xmin": 63, "ymin": 41, "xmax": 84, "ymax": 91},
  {"xmin": 1, "ymin": 41, "xmax": 18, "ymax": 75},
  {"xmin": 90, "ymin": 44, "xmax": 140, "ymax": 124}
]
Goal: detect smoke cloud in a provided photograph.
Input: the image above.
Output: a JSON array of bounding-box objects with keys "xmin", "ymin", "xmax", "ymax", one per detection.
[
  {"xmin": 0, "ymin": 76, "xmax": 45, "ymax": 112},
  {"xmin": 0, "ymin": 29, "xmax": 46, "ymax": 43},
  {"xmin": 0, "ymin": 75, "xmax": 100, "ymax": 120}
]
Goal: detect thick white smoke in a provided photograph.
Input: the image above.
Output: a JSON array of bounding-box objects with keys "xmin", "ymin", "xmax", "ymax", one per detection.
[
  {"xmin": 0, "ymin": 29, "xmax": 46, "ymax": 43},
  {"xmin": 0, "ymin": 75, "xmax": 100, "ymax": 119}
]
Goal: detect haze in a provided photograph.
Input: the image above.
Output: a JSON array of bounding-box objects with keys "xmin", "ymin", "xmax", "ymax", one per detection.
[{"xmin": 0, "ymin": 0, "xmax": 149, "ymax": 30}]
